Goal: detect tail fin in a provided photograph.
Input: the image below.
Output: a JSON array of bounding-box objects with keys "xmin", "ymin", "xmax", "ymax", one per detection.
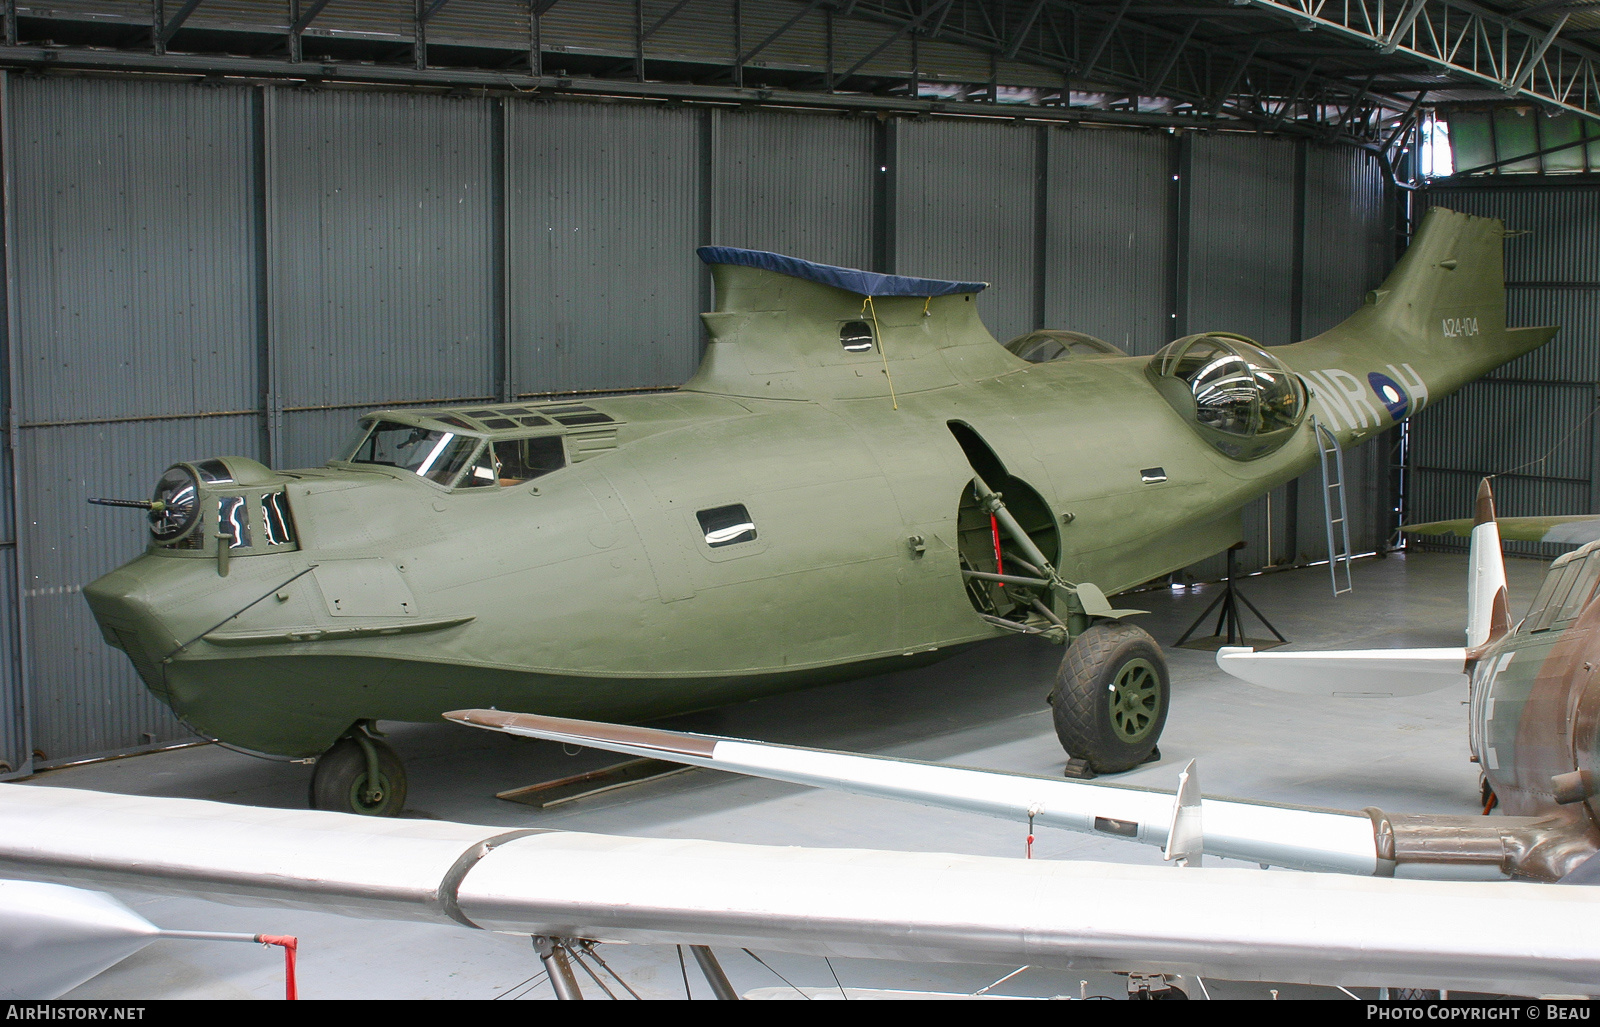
[
  {"xmin": 1280, "ymin": 208, "xmax": 1558, "ymax": 443},
  {"xmin": 1467, "ymin": 477, "xmax": 1512, "ymax": 648}
]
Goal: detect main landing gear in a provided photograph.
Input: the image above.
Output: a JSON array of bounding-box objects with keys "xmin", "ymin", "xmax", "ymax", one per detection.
[
  {"xmin": 310, "ymin": 722, "xmax": 407, "ymax": 816},
  {"xmin": 950, "ymin": 441, "xmax": 1171, "ymax": 779},
  {"xmin": 1051, "ymin": 622, "xmax": 1169, "ymax": 779}
]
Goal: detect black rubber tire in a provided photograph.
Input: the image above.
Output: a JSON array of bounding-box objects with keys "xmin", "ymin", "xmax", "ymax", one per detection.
[
  {"xmin": 309, "ymin": 735, "xmax": 407, "ymax": 816},
  {"xmin": 1051, "ymin": 622, "xmax": 1170, "ymax": 774}
]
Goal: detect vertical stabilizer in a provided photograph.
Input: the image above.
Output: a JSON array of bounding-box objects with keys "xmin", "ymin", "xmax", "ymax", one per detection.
[
  {"xmin": 1279, "ymin": 209, "xmax": 1558, "ymax": 447},
  {"xmin": 1468, "ymin": 478, "xmax": 1511, "ymax": 647}
]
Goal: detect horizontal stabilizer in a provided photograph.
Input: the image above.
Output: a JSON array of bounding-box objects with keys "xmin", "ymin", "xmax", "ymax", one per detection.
[{"xmin": 1215, "ymin": 646, "xmax": 1468, "ymax": 697}]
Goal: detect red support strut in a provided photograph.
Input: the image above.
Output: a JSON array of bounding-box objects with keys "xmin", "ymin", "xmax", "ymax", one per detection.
[
  {"xmin": 256, "ymin": 935, "xmax": 299, "ymax": 1000},
  {"xmin": 990, "ymin": 514, "xmax": 1004, "ymax": 584}
]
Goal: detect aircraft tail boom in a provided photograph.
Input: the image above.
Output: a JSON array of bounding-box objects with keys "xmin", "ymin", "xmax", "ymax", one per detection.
[{"xmin": 1278, "ymin": 208, "xmax": 1557, "ymax": 446}]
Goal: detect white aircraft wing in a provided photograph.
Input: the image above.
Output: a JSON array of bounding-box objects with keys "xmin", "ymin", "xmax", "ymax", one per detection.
[
  {"xmin": 1, "ymin": 782, "xmax": 1597, "ymax": 997},
  {"xmin": 1214, "ymin": 646, "xmax": 1469, "ymax": 697},
  {"xmin": 446, "ymin": 710, "xmax": 1415, "ymax": 878}
]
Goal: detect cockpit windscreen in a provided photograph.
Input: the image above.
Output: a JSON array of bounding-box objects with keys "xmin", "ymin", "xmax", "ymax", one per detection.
[{"xmin": 346, "ymin": 420, "xmax": 481, "ymax": 486}]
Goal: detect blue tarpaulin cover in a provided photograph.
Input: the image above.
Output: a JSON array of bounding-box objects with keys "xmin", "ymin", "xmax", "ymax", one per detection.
[{"xmin": 698, "ymin": 246, "xmax": 988, "ymax": 297}]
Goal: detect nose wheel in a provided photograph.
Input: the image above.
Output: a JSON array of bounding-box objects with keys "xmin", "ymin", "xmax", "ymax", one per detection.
[
  {"xmin": 1050, "ymin": 622, "xmax": 1170, "ymax": 776},
  {"xmin": 310, "ymin": 728, "xmax": 407, "ymax": 816}
]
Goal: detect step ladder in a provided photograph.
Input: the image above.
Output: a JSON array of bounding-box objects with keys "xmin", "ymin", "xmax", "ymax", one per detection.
[{"xmin": 1313, "ymin": 417, "xmax": 1354, "ymax": 597}]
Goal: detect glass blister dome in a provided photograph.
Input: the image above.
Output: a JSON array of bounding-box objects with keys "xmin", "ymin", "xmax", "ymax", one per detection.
[
  {"xmin": 1004, "ymin": 330, "xmax": 1127, "ymax": 363},
  {"xmin": 149, "ymin": 465, "xmax": 201, "ymax": 542},
  {"xmin": 1147, "ymin": 333, "xmax": 1306, "ymax": 460}
]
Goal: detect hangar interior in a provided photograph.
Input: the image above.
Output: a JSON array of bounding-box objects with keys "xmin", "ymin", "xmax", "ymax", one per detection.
[{"xmin": 0, "ymin": 0, "xmax": 1596, "ymax": 1002}]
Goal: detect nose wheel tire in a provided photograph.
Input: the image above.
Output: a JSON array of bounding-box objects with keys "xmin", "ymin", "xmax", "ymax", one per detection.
[
  {"xmin": 1050, "ymin": 622, "xmax": 1169, "ymax": 774},
  {"xmin": 310, "ymin": 734, "xmax": 407, "ymax": 817}
]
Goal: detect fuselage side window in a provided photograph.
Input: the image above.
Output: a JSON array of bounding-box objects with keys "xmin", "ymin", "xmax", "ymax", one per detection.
[
  {"xmin": 839, "ymin": 321, "xmax": 875, "ymax": 353},
  {"xmin": 697, "ymin": 504, "xmax": 757, "ymax": 548}
]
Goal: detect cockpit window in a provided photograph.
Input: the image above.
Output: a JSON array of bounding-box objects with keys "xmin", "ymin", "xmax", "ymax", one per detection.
[
  {"xmin": 348, "ymin": 420, "xmax": 482, "ymax": 486},
  {"xmin": 460, "ymin": 447, "xmax": 498, "ymax": 489},
  {"xmin": 1557, "ymin": 553, "xmax": 1600, "ymax": 622},
  {"xmin": 493, "ymin": 436, "xmax": 566, "ymax": 485},
  {"xmin": 1527, "ymin": 547, "xmax": 1600, "ymax": 632},
  {"xmin": 1147, "ymin": 333, "xmax": 1306, "ymax": 460}
]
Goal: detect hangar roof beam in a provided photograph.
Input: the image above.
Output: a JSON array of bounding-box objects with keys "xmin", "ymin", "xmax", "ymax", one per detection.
[
  {"xmin": 1004, "ymin": 0, "xmax": 1051, "ymax": 58},
  {"xmin": 288, "ymin": 0, "xmax": 335, "ymax": 35},
  {"xmin": 1267, "ymin": 57, "xmax": 1320, "ymax": 129},
  {"xmin": 159, "ymin": 0, "xmax": 206, "ymax": 46},
  {"xmin": 1207, "ymin": 39, "xmax": 1261, "ymax": 118},
  {"xmin": 1234, "ymin": 0, "xmax": 1600, "ymax": 123},
  {"xmin": 839, "ymin": 0, "xmax": 1414, "ymax": 128},
  {"xmin": 835, "ymin": 0, "xmax": 956, "ymax": 84},
  {"xmin": 738, "ymin": 0, "xmax": 829, "ymax": 65},
  {"xmin": 420, "ymin": 0, "xmax": 454, "ymax": 22},
  {"xmin": 287, "ymin": 0, "xmax": 335, "ymax": 64},
  {"xmin": 1145, "ymin": 17, "xmax": 1198, "ymax": 96},
  {"xmin": 1077, "ymin": 0, "xmax": 1133, "ymax": 76},
  {"xmin": 642, "ymin": 0, "xmax": 694, "ymax": 40}
]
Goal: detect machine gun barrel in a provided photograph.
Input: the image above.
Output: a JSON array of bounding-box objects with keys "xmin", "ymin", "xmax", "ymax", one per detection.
[{"xmin": 86, "ymin": 497, "xmax": 161, "ymax": 510}]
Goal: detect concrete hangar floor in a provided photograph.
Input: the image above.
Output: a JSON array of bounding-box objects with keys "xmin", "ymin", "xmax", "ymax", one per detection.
[{"xmin": 25, "ymin": 549, "xmax": 1520, "ymax": 1000}]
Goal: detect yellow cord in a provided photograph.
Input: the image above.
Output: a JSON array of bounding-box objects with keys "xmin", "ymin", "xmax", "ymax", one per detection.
[
  {"xmin": 922, "ymin": 296, "xmax": 931, "ymax": 316},
  {"xmin": 865, "ymin": 295, "xmax": 898, "ymax": 410}
]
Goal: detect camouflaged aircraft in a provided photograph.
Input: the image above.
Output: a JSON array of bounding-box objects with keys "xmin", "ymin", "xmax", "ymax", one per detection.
[
  {"xmin": 1213, "ymin": 479, "xmax": 1600, "ymax": 880},
  {"xmin": 446, "ymin": 480, "xmax": 1600, "ymax": 887},
  {"xmin": 83, "ymin": 207, "xmax": 1555, "ymax": 816}
]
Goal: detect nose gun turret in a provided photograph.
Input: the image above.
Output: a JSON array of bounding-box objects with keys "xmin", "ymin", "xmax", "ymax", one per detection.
[{"xmin": 86, "ymin": 457, "xmax": 300, "ymax": 574}]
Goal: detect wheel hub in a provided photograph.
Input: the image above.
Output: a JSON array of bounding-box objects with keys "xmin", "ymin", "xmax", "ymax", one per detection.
[
  {"xmin": 1108, "ymin": 658, "xmax": 1160, "ymax": 743},
  {"xmin": 351, "ymin": 774, "xmax": 388, "ymax": 812}
]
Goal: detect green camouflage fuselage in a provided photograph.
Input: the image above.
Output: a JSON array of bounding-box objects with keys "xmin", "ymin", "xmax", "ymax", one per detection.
[{"xmin": 84, "ymin": 208, "xmax": 1556, "ymax": 757}]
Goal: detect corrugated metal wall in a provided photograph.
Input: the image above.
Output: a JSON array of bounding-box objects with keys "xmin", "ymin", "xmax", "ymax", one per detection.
[
  {"xmin": 711, "ymin": 110, "xmax": 874, "ymax": 270},
  {"xmin": 1186, "ymin": 134, "xmax": 1297, "ymax": 347},
  {"xmin": 509, "ymin": 101, "xmax": 703, "ymax": 397},
  {"xmin": 6, "ymin": 78, "xmax": 261, "ymax": 766},
  {"xmin": 1043, "ymin": 127, "xmax": 1172, "ymax": 356},
  {"xmin": 1412, "ymin": 184, "xmax": 1600, "ymax": 560},
  {"xmin": 895, "ymin": 118, "xmax": 1038, "ymax": 345},
  {"xmin": 268, "ymin": 90, "xmax": 499, "ymax": 466},
  {"xmin": 0, "ymin": 76, "xmax": 1394, "ymax": 770}
]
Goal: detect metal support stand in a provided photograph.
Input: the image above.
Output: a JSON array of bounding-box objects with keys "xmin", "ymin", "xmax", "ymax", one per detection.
[
  {"xmin": 1174, "ymin": 544, "xmax": 1287, "ymax": 650},
  {"xmin": 533, "ymin": 936, "xmax": 583, "ymax": 1000},
  {"xmin": 690, "ymin": 945, "xmax": 739, "ymax": 1000}
]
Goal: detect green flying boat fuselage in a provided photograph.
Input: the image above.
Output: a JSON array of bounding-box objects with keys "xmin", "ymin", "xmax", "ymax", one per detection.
[{"xmin": 85, "ymin": 208, "xmax": 1556, "ymax": 759}]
